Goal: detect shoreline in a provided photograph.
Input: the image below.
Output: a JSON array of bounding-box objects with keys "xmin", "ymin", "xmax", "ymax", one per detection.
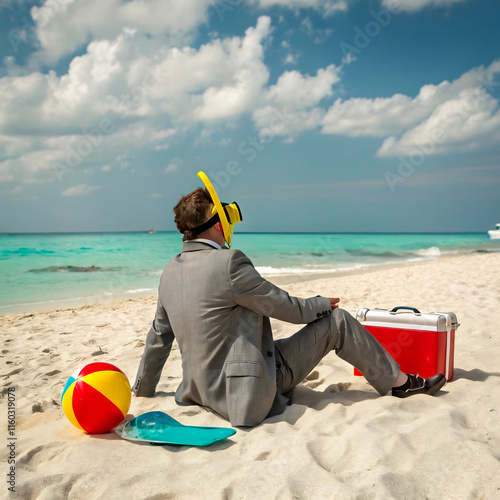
[{"xmin": 1, "ymin": 249, "xmax": 495, "ymax": 316}]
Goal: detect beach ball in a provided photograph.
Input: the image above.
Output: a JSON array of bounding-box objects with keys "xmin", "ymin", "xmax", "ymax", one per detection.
[{"xmin": 61, "ymin": 362, "xmax": 131, "ymax": 434}]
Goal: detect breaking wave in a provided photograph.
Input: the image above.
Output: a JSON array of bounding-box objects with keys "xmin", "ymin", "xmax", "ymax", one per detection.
[{"xmin": 412, "ymin": 246, "xmax": 442, "ymax": 257}]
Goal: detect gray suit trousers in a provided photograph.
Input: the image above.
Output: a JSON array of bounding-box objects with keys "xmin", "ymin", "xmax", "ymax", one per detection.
[{"xmin": 275, "ymin": 308, "xmax": 400, "ymax": 396}]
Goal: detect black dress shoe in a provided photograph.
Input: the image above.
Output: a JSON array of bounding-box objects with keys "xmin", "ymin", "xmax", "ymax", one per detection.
[{"xmin": 392, "ymin": 373, "xmax": 447, "ymax": 398}]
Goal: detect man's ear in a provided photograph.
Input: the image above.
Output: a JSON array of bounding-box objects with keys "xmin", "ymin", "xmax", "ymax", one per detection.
[{"xmin": 214, "ymin": 221, "xmax": 223, "ymax": 233}]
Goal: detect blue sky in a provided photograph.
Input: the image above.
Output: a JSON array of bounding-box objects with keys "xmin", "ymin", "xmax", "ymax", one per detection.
[{"xmin": 0, "ymin": 0, "xmax": 499, "ymax": 233}]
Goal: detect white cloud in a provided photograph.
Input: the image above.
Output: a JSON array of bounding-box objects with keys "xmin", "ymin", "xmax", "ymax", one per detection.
[
  {"xmin": 32, "ymin": 0, "xmax": 216, "ymax": 64},
  {"xmin": 151, "ymin": 193, "xmax": 162, "ymax": 198},
  {"xmin": 253, "ymin": 64, "xmax": 341, "ymax": 138},
  {"xmin": 61, "ymin": 184, "xmax": 103, "ymax": 197},
  {"xmin": 341, "ymin": 52, "xmax": 357, "ymax": 65},
  {"xmin": 20, "ymin": 0, "xmax": 468, "ymax": 69},
  {"xmin": 0, "ymin": 121, "xmax": 170, "ymax": 184},
  {"xmin": 193, "ymin": 16, "xmax": 272, "ymax": 121},
  {"xmin": 0, "ymin": 147, "xmax": 68, "ymax": 183},
  {"xmin": 0, "ymin": 17, "xmax": 277, "ymax": 184},
  {"xmin": 152, "ymin": 129, "xmax": 176, "ymax": 141},
  {"xmin": 165, "ymin": 157, "xmax": 182, "ymax": 173},
  {"xmin": 249, "ymin": 0, "xmax": 349, "ymax": 16},
  {"xmin": 377, "ymin": 63, "xmax": 500, "ymax": 157},
  {"xmin": 322, "ymin": 92, "xmax": 437, "ymax": 137},
  {"xmin": 382, "ymin": 0, "xmax": 466, "ymax": 13},
  {"xmin": 321, "ymin": 60, "xmax": 500, "ymax": 157},
  {"xmin": 4, "ymin": 8, "xmax": 494, "ymax": 189},
  {"xmin": 165, "ymin": 164, "xmax": 178, "ymax": 173},
  {"xmin": 0, "ymin": 134, "xmax": 40, "ymax": 157},
  {"xmin": 0, "ymin": 32, "xmax": 142, "ymax": 136},
  {"xmin": 2, "ymin": 16, "xmax": 274, "ymax": 134},
  {"xmin": 267, "ymin": 65, "xmax": 341, "ymax": 110},
  {"xmin": 299, "ymin": 17, "xmax": 333, "ymax": 43},
  {"xmin": 377, "ymin": 88, "xmax": 500, "ymax": 157}
]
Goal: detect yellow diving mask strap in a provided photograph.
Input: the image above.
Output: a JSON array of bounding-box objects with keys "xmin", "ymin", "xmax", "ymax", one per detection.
[{"xmin": 197, "ymin": 171, "xmax": 234, "ymax": 246}]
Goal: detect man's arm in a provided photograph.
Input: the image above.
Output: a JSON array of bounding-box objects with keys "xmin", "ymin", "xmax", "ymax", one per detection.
[
  {"xmin": 132, "ymin": 298, "xmax": 175, "ymax": 397},
  {"xmin": 229, "ymin": 250, "xmax": 333, "ymax": 324}
]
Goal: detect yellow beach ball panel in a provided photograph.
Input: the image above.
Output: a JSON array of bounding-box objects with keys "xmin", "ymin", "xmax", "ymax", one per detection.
[
  {"xmin": 82, "ymin": 370, "xmax": 131, "ymax": 416},
  {"xmin": 61, "ymin": 382, "xmax": 85, "ymax": 432}
]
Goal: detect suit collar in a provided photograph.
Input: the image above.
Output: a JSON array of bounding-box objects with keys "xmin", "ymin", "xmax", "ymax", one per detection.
[
  {"xmin": 182, "ymin": 240, "xmax": 223, "ymax": 252},
  {"xmin": 192, "ymin": 238, "xmax": 222, "ymax": 250}
]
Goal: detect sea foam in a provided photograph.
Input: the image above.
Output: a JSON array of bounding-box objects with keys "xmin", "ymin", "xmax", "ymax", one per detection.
[{"xmin": 413, "ymin": 246, "xmax": 442, "ymax": 257}]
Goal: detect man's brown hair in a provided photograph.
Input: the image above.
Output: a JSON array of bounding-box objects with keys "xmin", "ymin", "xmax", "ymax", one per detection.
[{"xmin": 173, "ymin": 188, "xmax": 213, "ymax": 241}]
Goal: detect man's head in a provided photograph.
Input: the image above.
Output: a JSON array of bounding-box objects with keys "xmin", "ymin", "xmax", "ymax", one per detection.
[
  {"xmin": 174, "ymin": 172, "xmax": 243, "ymax": 246},
  {"xmin": 173, "ymin": 188, "xmax": 223, "ymax": 242}
]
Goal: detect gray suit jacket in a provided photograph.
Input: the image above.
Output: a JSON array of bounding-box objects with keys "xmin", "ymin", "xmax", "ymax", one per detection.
[{"xmin": 132, "ymin": 240, "xmax": 332, "ymax": 427}]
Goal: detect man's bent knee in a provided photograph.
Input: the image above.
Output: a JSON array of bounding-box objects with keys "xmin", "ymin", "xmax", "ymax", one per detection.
[{"xmin": 331, "ymin": 307, "xmax": 347, "ymax": 329}]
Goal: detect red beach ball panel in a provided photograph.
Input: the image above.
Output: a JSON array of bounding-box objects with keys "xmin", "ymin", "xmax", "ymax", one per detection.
[
  {"xmin": 79, "ymin": 362, "xmax": 123, "ymax": 377},
  {"xmin": 71, "ymin": 380, "xmax": 126, "ymax": 434}
]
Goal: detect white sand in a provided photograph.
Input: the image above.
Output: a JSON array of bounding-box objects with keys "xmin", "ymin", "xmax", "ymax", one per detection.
[{"xmin": 2, "ymin": 252, "xmax": 500, "ymax": 499}]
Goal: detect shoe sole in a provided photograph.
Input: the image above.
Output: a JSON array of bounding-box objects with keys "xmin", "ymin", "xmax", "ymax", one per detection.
[{"xmin": 427, "ymin": 375, "xmax": 447, "ymax": 396}]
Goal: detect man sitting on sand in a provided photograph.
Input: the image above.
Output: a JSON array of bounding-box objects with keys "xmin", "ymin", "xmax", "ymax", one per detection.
[{"xmin": 132, "ymin": 173, "xmax": 446, "ymax": 427}]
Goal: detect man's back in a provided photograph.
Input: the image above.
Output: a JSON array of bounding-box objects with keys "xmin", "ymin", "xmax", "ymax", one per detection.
[
  {"xmin": 160, "ymin": 240, "xmax": 279, "ymax": 426},
  {"xmin": 153, "ymin": 240, "xmax": 331, "ymax": 426}
]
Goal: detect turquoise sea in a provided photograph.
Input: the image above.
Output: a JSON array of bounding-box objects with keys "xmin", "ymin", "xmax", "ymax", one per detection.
[{"xmin": 1, "ymin": 232, "xmax": 498, "ymax": 314}]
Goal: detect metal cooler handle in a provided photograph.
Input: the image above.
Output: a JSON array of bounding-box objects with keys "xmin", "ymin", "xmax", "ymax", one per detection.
[{"xmin": 390, "ymin": 306, "xmax": 421, "ymax": 315}]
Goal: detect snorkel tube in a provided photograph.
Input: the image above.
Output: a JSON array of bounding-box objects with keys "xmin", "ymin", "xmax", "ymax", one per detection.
[{"xmin": 197, "ymin": 171, "xmax": 234, "ymax": 246}]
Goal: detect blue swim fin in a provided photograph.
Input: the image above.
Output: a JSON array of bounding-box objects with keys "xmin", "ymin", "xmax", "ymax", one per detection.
[{"xmin": 118, "ymin": 411, "xmax": 236, "ymax": 446}]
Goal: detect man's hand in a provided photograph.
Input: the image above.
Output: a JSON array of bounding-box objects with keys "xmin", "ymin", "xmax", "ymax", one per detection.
[{"xmin": 329, "ymin": 298, "xmax": 340, "ymax": 310}]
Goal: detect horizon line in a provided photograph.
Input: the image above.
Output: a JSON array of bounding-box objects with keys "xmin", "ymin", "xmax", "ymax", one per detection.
[{"xmin": 0, "ymin": 230, "xmax": 489, "ymax": 236}]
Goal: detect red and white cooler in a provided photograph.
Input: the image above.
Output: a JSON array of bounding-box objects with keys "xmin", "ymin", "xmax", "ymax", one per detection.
[{"xmin": 354, "ymin": 306, "xmax": 459, "ymax": 381}]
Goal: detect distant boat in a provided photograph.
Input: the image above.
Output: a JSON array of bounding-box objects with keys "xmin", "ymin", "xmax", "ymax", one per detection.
[
  {"xmin": 146, "ymin": 228, "xmax": 156, "ymax": 234},
  {"xmin": 488, "ymin": 223, "xmax": 500, "ymax": 239}
]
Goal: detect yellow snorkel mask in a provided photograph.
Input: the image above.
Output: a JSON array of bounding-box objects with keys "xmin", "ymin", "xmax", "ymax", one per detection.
[{"xmin": 192, "ymin": 171, "xmax": 242, "ymax": 246}]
